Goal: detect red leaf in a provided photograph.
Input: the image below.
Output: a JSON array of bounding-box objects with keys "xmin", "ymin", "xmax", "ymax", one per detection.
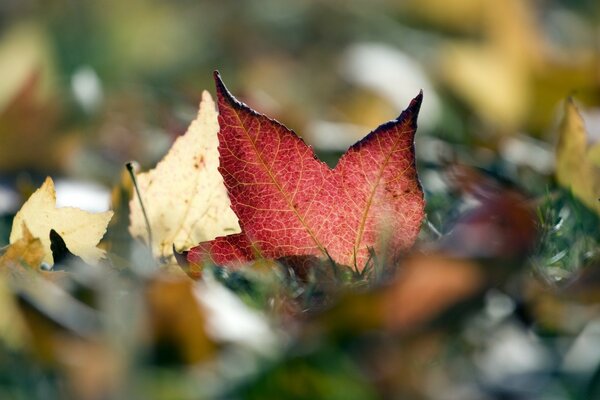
[{"xmin": 189, "ymin": 72, "xmax": 424, "ymax": 271}]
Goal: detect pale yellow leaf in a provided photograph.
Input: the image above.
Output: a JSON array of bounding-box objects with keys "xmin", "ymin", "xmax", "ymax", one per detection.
[
  {"xmin": 129, "ymin": 91, "xmax": 240, "ymax": 260},
  {"xmin": 9, "ymin": 178, "xmax": 113, "ymax": 264},
  {"xmin": 435, "ymin": 0, "xmax": 542, "ymax": 130},
  {"xmin": 440, "ymin": 44, "xmax": 529, "ymax": 129},
  {"xmin": 556, "ymin": 99, "xmax": 600, "ymax": 215}
]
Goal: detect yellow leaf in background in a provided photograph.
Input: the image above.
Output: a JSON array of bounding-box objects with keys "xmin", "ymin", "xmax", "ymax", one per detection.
[
  {"xmin": 398, "ymin": 0, "xmax": 484, "ymax": 33},
  {"xmin": 9, "ymin": 178, "xmax": 114, "ymax": 264},
  {"xmin": 129, "ymin": 91, "xmax": 240, "ymax": 260},
  {"xmin": 0, "ymin": 22, "xmax": 56, "ymax": 112},
  {"xmin": 556, "ymin": 99, "xmax": 600, "ymax": 215},
  {"xmin": 436, "ymin": 0, "xmax": 539, "ymax": 131},
  {"xmin": 0, "ymin": 23, "xmax": 72, "ymax": 172},
  {"xmin": 422, "ymin": 0, "xmax": 596, "ymax": 134},
  {"xmin": 439, "ymin": 45, "xmax": 529, "ymax": 129}
]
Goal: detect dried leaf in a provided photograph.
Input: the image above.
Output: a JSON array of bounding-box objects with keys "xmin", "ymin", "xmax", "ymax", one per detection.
[
  {"xmin": 383, "ymin": 253, "xmax": 484, "ymax": 332},
  {"xmin": 555, "ymin": 99, "xmax": 600, "ymax": 215},
  {"xmin": 144, "ymin": 274, "xmax": 215, "ymax": 364},
  {"xmin": 1, "ymin": 223, "xmax": 45, "ymax": 272},
  {"xmin": 10, "ymin": 178, "xmax": 113, "ymax": 264},
  {"xmin": 189, "ymin": 73, "xmax": 424, "ymax": 271},
  {"xmin": 129, "ymin": 91, "xmax": 240, "ymax": 260}
]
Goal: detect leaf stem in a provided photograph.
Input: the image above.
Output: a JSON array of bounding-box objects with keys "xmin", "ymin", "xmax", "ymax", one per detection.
[{"xmin": 126, "ymin": 162, "xmax": 154, "ymax": 255}]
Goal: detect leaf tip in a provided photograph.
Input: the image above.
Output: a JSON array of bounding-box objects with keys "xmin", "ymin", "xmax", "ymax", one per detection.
[
  {"xmin": 213, "ymin": 70, "xmax": 243, "ymax": 111},
  {"xmin": 213, "ymin": 70, "xmax": 227, "ymax": 97},
  {"xmin": 410, "ymin": 90, "xmax": 423, "ymax": 113},
  {"xmin": 41, "ymin": 176, "xmax": 55, "ymax": 195},
  {"xmin": 200, "ymin": 89, "xmax": 213, "ymax": 103}
]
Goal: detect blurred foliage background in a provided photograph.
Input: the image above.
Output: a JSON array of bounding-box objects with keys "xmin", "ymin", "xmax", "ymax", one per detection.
[
  {"xmin": 0, "ymin": 0, "xmax": 598, "ymax": 179},
  {"xmin": 1, "ymin": 0, "xmax": 600, "ymax": 399}
]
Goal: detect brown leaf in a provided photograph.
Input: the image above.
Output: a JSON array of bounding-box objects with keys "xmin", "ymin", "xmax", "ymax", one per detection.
[
  {"xmin": 0, "ymin": 223, "xmax": 45, "ymax": 274},
  {"xmin": 144, "ymin": 274, "xmax": 215, "ymax": 364},
  {"xmin": 383, "ymin": 253, "xmax": 485, "ymax": 332}
]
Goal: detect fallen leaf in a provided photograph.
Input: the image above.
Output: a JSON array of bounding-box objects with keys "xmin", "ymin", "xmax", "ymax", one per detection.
[
  {"xmin": 189, "ymin": 73, "xmax": 424, "ymax": 271},
  {"xmin": 16, "ymin": 278, "xmax": 102, "ymax": 364},
  {"xmin": 1, "ymin": 223, "xmax": 45, "ymax": 273},
  {"xmin": 397, "ymin": 0, "xmax": 484, "ymax": 33},
  {"xmin": 129, "ymin": 91, "xmax": 241, "ymax": 260},
  {"xmin": 442, "ymin": 166, "xmax": 538, "ymax": 261},
  {"xmin": 555, "ymin": 99, "xmax": 600, "ymax": 215},
  {"xmin": 144, "ymin": 274, "xmax": 215, "ymax": 364},
  {"xmin": 0, "ymin": 274, "xmax": 27, "ymax": 350},
  {"xmin": 307, "ymin": 253, "xmax": 484, "ymax": 336},
  {"xmin": 382, "ymin": 253, "xmax": 484, "ymax": 332},
  {"xmin": 55, "ymin": 337, "xmax": 123, "ymax": 400},
  {"xmin": 1, "ymin": 224, "xmax": 70, "ymax": 286},
  {"xmin": 0, "ymin": 22, "xmax": 56, "ymax": 113},
  {"xmin": 0, "ymin": 225, "xmax": 43, "ymax": 349},
  {"xmin": 9, "ymin": 177, "xmax": 113, "ymax": 264},
  {"xmin": 0, "ymin": 70, "xmax": 65, "ymax": 172},
  {"xmin": 429, "ymin": 0, "xmax": 597, "ymax": 133}
]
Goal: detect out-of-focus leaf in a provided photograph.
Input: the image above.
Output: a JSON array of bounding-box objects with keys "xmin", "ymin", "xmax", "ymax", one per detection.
[
  {"xmin": 0, "ymin": 229, "xmax": 40, "ymax": 348},
  {"xmin": 144, "ymin": 274, "xmax": 215, "ymax": 365},
  {"xmin": 430, "ymin": 0, "xmax": 596, "ymax": 133},
  {"xmin": 305, "ymin": 252, "xmax": 486, "ymax": 342},
  {"xmin": 0, "ymin": 22, "xmax": 78, "ymax": 172},
  {"xmin": 16, "ymin": 277, "xmax": 101, "ymax": 362},
  {"xmin": 54, "ymin": 337, "xmax": 122, "ymax": 400},
  {"xmin": 0, "ymin": 22, "xmax": 55, "ymax": 112},
  {"xmin": 441, "ymin": 166, "xmax": 538, "ymax": 262},
  {"xmin": 1, "ymin": 224, "xmax": 69, "ymax": 287},
  {"xmin": 0, "ymin": 224, "xmax": 45, "ymax": 273},
  {"xmin": 440, "ymin": 44, "xmax": 530, "ymax": 130},
  {"xmin": 129, "ymin": 91, "xmax": 240, "ymax": 261},
  {"xmin": 382, "ymin": 253, "xmax": 484, "ymax": 332},
  {"xmin": 556, "ymin": 99, "xmax": 600, "ymax": 215},
  {"xmin": 10, "ymin": 177, "xmax": 113, "ymax": 264},
  {"xmin": 0, "ymin": 71, "xmax": 69, "ymax": 172},
  {"xmin": 398, "ymin": 0, "xmax": 484, "ymax": 33},
  {"xmin": 436, "ymin": 0, "xmax": 540, "ymax": 130},
  {"xmin": 0, "ymin": 275, "xmax": 26, "ymax": 350},
  {"xmin": 525, "ymin": 278, "xmax": 595, "ymax": 334}
]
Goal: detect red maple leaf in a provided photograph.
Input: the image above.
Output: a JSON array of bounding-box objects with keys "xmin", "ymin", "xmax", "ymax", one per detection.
[{"xmin": 188, "ymin": 72, "xmax": 424, "ymax": 271}]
